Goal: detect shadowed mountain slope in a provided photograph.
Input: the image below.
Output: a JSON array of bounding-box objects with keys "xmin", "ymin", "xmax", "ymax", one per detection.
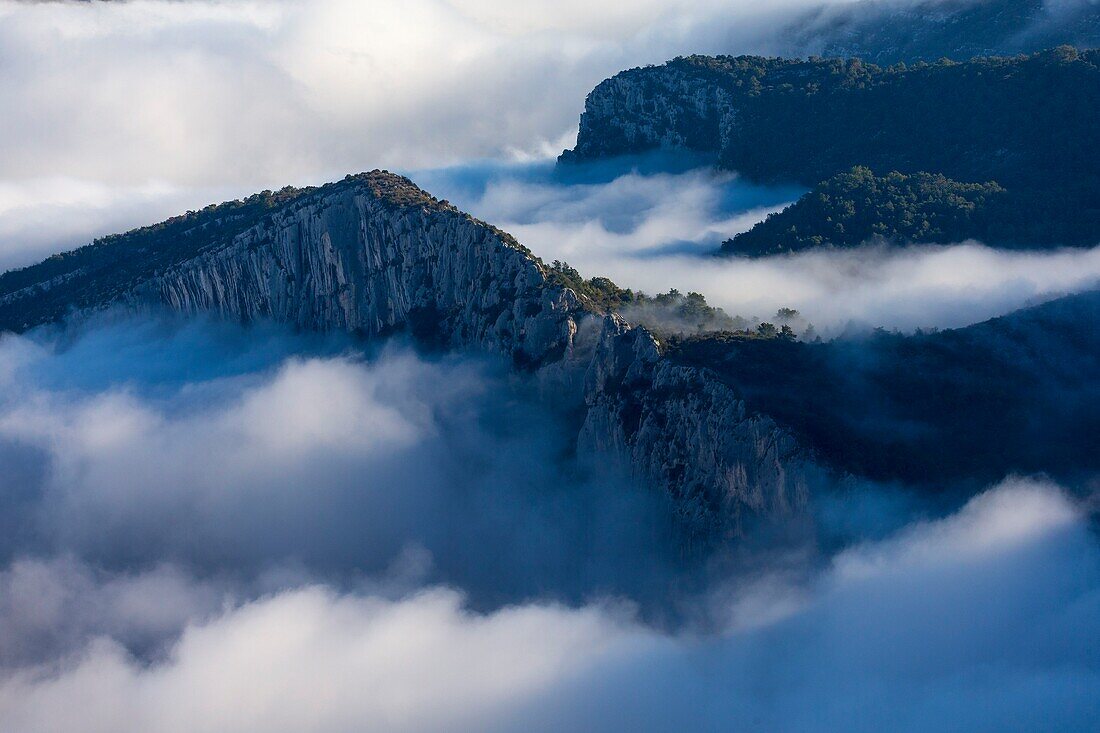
[{"xmin": 668, "ymin": 290, "xmax": 1100, "ymax": 489}]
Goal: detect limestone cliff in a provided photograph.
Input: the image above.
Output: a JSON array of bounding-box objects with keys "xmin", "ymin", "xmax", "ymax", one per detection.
[
  {"xmin": 560, "ymin": 50, "xmax": 1100, "ymax": 251},
  {"xmin": 0, "ymin": 173, "xmax": 580, "ymax": 368},
  {"xmin": 0, "ymin": 171, "xmax": 817, "ymax": 539},
  {"xmin": 560, "ymin": 62, "xmax": 738, "ymax": 164}
]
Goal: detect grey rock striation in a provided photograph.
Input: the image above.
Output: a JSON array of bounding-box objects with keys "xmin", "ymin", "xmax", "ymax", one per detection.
[
  {"xmin": 561, "ymin": 63, "xmax": 738, "ymax": 164},
  {"xmin": 121, "ymin": 176, "xmax": 582, "ymax": 369},
  {"xmin": 556, "ymin": 56, "xmax": 822, "ymax": 168}
]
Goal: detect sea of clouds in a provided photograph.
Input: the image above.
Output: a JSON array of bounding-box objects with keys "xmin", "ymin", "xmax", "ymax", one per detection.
[
  {"xmin": 0, "ymin": 316, "xmax": 1096, "ymax": 731},
  {"xmin": 2, "ymin": 2, "xmax": 1100, "ymax": 730},
  {"xmin": 0, "ymin": 317, "xmax": 688, "ymax": 612}
]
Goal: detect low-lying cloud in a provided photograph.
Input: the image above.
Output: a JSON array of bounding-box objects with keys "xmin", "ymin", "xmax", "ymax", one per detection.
[
  {"xmin": 1, "ymin": 477, "xmax": 1096, "ymax": 732},
  {"xmin": 3, "ymin": 3, "xmax": 1098, "ymax": 729},
  {"xmin": 0, "ymin": 305, "xmax": 1096, "ymax": 732},
  {"xmin": 422, "ymin": 161, "xmax": 1100, "ymax": 332},
  {"xmin": 0, "ymin": 557, "xmax": 230, "ymax": 669},
  {"xmin": 0, "ymin": 315, "xmax": 683, "ymax": 611}
]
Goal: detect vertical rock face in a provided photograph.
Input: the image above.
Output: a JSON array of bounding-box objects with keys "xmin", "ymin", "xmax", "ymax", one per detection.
[
  {"xmin": 0, "ymin": 171, "xmax": 819, "ymax": 541},
  {"xmin": 123, "ymin": 178, "xmax": 581, "ymax": 369},
  {"xmin": 578, "ymin": 317, "xmax": 815, "ymax": 539},
  {"xmin": 564, "ymin": 66, "xmax": 736, "ymax": 162}
]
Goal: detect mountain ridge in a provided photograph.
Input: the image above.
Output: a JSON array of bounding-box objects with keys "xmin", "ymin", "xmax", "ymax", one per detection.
[
  {"xmin": 5, "ymin": 171, "xmax": 1094, "ymax": 540},
  {"xmin": 722, "ymin": 167, "xmax": 1016, "ymax": 255},
  {"xmin": 0, "ymin": 171, "xmax": 819, "ymax": 541},
  {"xmin": 561, "ymin": 47, "xmax": 1100, "ymax": 250},
  {"xmin": 667, "ymin": 288, "xmax": 1100, "ymax": 488}
]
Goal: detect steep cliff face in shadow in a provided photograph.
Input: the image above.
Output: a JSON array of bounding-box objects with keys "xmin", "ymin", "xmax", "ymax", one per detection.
[{"xmin": 667, "ymin": 290, "xmax": 1100, "ymax": 491}]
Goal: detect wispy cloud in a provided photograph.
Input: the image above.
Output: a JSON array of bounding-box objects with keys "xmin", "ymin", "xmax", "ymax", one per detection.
[{"xmin": 423, "ymin": 161, "xmax": 1100, "ymax": 332}]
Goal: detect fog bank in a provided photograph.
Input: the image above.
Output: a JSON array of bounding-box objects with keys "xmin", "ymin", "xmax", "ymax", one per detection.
[
  {"xmin": 0, "ymin": 315, "xmax": 684, "ymax": 613},
  {"xmin": 1, "ymin": 477, "xmax": 1096, "ymax": 732}
]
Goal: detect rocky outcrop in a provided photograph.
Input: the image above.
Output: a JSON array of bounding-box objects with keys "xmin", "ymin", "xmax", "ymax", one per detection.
[
  {"xmin": 0, "ymin": 171, "xmax": 818, "ymax": 540},
  {"xmin": 561, "ymin": 65, "xmax": 737, "ymax": 162},
  {"xmin": 578, "ymin": 317, "xmax": 815, "ymax": 540},
  {"xmin": 121, "ymin": 176, "xmax": 581, "ymax": 368},
  {"xmin": 559, "ymin": 55, "xmax": 830, "ymax": 167}
]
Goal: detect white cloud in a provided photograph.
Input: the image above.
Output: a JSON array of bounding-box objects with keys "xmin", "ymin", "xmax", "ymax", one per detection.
[
  {"xmin": 0, "ymin": 0, "xmax": 849, "ymax": 267},
  {"xmin": 0, "ymin": 178, "xmax": 240, "ymax": 272},
  {"xmin": 0, "ymin": 586, "xmax": 643, "ymax": 733},
  {"xmin": 0, "ymin": 0, "xmax": 819, "ymax": 189},
  {"xmin": 0, "ymin": 477, "xmax": 1096, "ymax": 732},
  {"xmin": 641, "ymin": 242, "xmax": 1100, "ymax": 333},
  {"xmin": 0, "ymin": 347, "xmax": 477, "ymax": 565},
  {"xmin": 0, "ymin": 557, "xmax": 229, "ymax": 668},
  {"xmin": 424, "ymin": 163, "xmax": 1100, "ymax": 332},
  {"xmin": 833, "ymin": 477, "xmax": 1081, "ymax": 579},
  {"xmin": 0, "ymin": 317, "xmax": 678, "ymax": 603}
]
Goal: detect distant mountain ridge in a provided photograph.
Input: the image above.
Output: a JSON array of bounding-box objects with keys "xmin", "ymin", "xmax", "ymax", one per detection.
[
  {"xmin": 722, "ymin": 167, "xmax": 1019, "ymax": 255},
  {"xmin": 668, "ymin": 289, "xmax": 1100, "ymax": 489},
  {"xmin": 561, "ymin": 48, "xmax": 1100, "ymax": 250}
]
